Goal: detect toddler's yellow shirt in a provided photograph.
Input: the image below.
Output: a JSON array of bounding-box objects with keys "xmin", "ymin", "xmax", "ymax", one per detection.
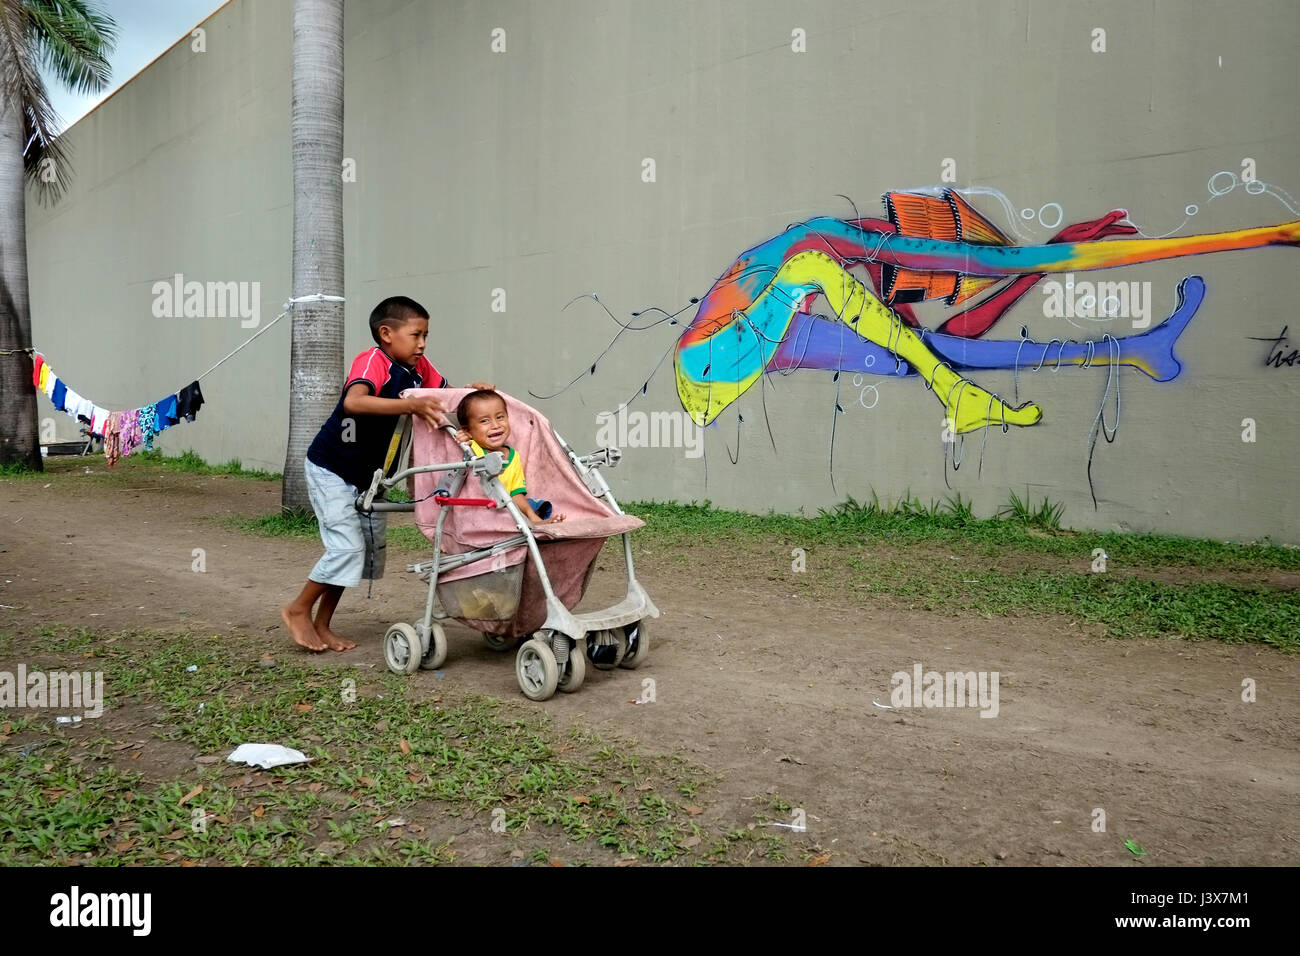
[{"xmin": 469, "ymin": 440, "xmax": 526, "ymax": 497}]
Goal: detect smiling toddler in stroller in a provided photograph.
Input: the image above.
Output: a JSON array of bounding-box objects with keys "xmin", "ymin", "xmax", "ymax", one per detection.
[{"xmin": 356, "ymin": 389, "xmax": 658, "ymax": 701}]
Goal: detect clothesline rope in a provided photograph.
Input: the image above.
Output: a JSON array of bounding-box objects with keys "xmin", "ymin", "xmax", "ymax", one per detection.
[
  {"xmin": 29, "ymin": 291, "xmax": 344, "ymax": 457},
  {"xmin": 19, "ymin": 291, "xmax": 343, "ymax": 381},
  {"xmin": 193, "ymin": 292, "xmax": 346, "ymax": 382},
  {"xmin": 195, "ymin": 309, "xmax": 286, "ymax": 381}
]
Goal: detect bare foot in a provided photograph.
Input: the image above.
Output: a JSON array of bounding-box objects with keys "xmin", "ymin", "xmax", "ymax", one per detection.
[
  {"xmin": 314, "ymin": 623, "xmax": 356, "ymax": 652},
  {"xmin": 282, "ymin": 605, "xmax": 328, "ymax": 652}
]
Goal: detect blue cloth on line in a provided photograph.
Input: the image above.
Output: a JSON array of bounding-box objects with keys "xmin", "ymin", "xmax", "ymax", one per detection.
[
  {"xmin": 154, "ymin": 394, "xmax": 180, "ymax": 429},
  {"xmin": 51, "ymin": 379, "xmax": 67, "ymax": 412}
]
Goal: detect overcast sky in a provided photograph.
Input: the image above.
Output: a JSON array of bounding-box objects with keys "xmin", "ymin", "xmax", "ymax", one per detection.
[{"xmin": 46, "ymin": 0, "xmax": 228, "ymax": 133}]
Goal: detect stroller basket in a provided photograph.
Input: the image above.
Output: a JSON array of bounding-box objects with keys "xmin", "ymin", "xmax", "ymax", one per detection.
[{"xmin": 436, "ymin": 563, "xmax": 524, "ymax": 625}]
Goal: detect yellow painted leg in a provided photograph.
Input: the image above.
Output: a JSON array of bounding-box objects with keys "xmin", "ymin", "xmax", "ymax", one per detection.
[{"xmin": 778, "ymin": 250, "xmax": 1042, "ymax": 433}]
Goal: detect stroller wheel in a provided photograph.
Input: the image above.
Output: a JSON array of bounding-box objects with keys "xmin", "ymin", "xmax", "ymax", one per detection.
[
  {"xmin": 419, "ymin": 623, "xmax": 448, "ymax": 670},
  {"xmin": 557, "ymin": 637, "xmax": 586, "ymax": 694},
  {"xmin": 516, "ymin": 639, "xmax": 559, "ymax": 701},
  {"xmin": 482, "ymin": 632, "xmax": 515, "ymax": 652},
  {"xmin": 618, "ymin": 621, "xmax": 650, "ymax": 670},
  {"xmin": 588, "ymin": 629, "xmax": 627, "ymax": 671},
  {"xmin": 384, "ymin": 623, "xmax": 423, "ymax": 675}
]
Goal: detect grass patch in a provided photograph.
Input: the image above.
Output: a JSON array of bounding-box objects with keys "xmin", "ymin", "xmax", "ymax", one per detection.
[
  {"xmin": 228, "ymin": 511, "xmax": 320, "ymax": 539},
  {"xmin": 624, "ymin": 496, "xmax": 1300, "ymax": 573},
  {"xmin": 0, "ymin": 460, "xmax": 42, "ymax": 477},
  {"xmin": 619, "ymin": 497, "xmax": 1299, "ymax": 650},
  {"xmin": 133, "ymin": 449, "xmax": 281, "ymax": 481},
  {"xmin": 0, "ymin": 629, "xmax": 759, "ymax": 866},
  {"xmin": 838, "ymin": 558, "xmax": 1300, "ymax": 650},
  {"xmin": 224, "ymin": 512, "xmax": 428, "ymax": 552}
]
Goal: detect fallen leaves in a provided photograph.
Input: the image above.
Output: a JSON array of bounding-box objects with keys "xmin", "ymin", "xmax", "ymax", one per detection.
[
  {"xmin": 682, "ymin": 804, "xmax": 703, "ymax": 816},
  {"xmin": 178, "ymin": 785, "xmax": 203, "ymax": 806},
  {"xmin": 808, "ymin": 853, "xmax": 831, "ymax": 867},
  {"xmin": 399, "ymin": 739, "xmax": 411, "ymax": 756}
]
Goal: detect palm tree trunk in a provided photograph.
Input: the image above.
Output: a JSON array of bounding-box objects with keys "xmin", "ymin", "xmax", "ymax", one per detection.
[
  {"xmin": 282, "ymin": 0, "xmax": 344, "ymax": 511},
  {"xmin": 0, "ymin": 93, "xmax": 41, "ymax": 470}
]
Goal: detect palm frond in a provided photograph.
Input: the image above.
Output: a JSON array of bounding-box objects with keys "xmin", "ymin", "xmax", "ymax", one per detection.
[
  {"xmin": 0, "ymin": 0, "xmax": 115, "ymax": 203},
  {"xmin": 24, "ymin": 0, "xmax": 115, "ymax": 95}
]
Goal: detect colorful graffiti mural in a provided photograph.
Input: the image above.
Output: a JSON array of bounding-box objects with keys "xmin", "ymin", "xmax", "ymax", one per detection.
[
  {"xmin": 671, "ymin": 190, "xmax": 1299, "ymax": 434},
  {"xmin": 535, "ymin": 182, "xmax": 1298, "ymax": 506}
]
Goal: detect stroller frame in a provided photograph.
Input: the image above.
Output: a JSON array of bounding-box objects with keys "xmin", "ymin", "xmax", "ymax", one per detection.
[{"xmin": 356, "ymin": 418, "xmax": 658, "ymax": 701}]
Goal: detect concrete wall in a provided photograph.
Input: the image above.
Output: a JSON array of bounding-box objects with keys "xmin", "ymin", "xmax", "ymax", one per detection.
[{"xmin": 27, "ymin": 0, "xmax": 1300, "ymax": 542}]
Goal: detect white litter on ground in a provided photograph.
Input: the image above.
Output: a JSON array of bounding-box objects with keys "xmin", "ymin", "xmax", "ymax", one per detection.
[{"xmin": 226, "ymin": 744, "xmax": 312, "ymax": 769}]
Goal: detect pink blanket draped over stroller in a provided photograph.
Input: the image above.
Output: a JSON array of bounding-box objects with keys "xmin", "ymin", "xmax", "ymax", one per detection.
[{"xmin": 405, "ymin": 389, "xmax": 643, "ymax": 636}]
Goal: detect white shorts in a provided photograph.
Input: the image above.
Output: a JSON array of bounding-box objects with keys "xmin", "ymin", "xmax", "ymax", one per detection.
[{"xmin": 305, "ymin": 458, "xmax": 387, "ymax": 587}]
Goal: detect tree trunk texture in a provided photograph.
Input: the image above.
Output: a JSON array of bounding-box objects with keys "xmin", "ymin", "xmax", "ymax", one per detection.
[
  {"xmin": 282, "ymin": 0, "xmax": 345, "ymax": 511},
  {"xmin": 0, "ymin": 93, "xmax": 41, "ymax": 470}
]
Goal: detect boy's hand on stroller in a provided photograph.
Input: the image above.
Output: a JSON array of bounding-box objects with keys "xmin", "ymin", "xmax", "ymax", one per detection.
[
  {"xmin": 465, "ymin": 381, "xmax": 495, "ymax": 390},
  {"xmin": 408, "ymin": 394, "xmax": 448, "ymax": 427}
]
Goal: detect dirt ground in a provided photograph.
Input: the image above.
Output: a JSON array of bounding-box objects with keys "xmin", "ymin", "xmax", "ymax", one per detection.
[{"xmin": 2, "ymin": 461, "xmax": 1297, "ymax": 866}]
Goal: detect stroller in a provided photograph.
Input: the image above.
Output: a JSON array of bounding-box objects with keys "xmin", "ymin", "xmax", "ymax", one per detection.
[{"xmin": 356, "ymin": 389, "xmax": 658, "ymax": 701}]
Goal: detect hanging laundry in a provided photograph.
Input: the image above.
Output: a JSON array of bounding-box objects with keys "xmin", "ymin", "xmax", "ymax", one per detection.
[
  {"xmin": 31, "ymin": 350, "xmax": 212, "ymax": 457},
  {"xmin": 118, "ymin": 408, "xmax": 145, "ymax": 458},
  {"xmin": 73, "ymin": 396, "xmax": 95, "ymax": 425},
  {"xmin": 103, "ymin": 411, "xmax": 123, "ymax": 466},
  {"xmin": 91, "ymin": 406, "xmax": 110, "ymax": 437},
  {"xmin": 62, "ymin": 386, "xmax": 87, "ymax": 421},
  {"xmin": 155, "ymin": 394, "xmax": 180, "ymax": 430},
  {"xmin": 139, "ymin": 404, "xmax": 159, "ymax": 452},
  {"xmin": 177, "ymin": 381, "xmax": 205, "ymax": 422}
]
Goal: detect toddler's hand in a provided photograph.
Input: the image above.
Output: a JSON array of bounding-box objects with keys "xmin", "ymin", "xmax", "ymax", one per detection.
[
  {"xmin": 453, "ymin": 428, "xmax": 470, "ymax": 444},
  {"xmin": 540, "ymin": 513, "xmax": 566, "ymax": 524}
]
